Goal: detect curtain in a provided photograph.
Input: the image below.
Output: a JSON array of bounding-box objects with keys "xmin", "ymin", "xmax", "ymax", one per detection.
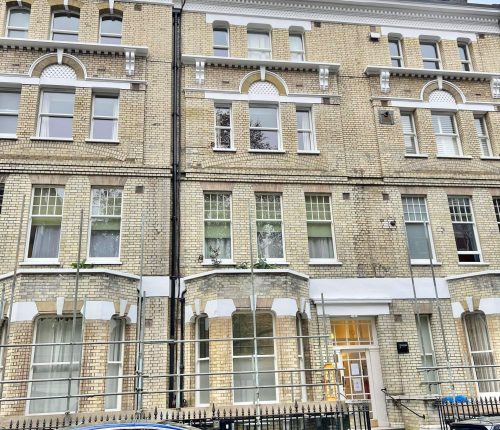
[
  {"xmin": 257, "ymin": 222, "xmax": 283, "ymax": 259},
  {"xmin": 308, "ymin": 224, "xmax": 334, "ymax": 259},
  {"xmin": 89, "ymin": 218, "xmax": 121, "ymax": 258},
  {"xmin": 406, "ymin": 223, "xmax": 432, "ymax": 260},
  {"xmin": 30, "ymin": 224, "xmax": 61, "ymax": 258}
]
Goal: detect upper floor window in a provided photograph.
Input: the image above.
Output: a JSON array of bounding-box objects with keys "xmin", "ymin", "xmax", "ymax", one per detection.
[
  {"xmin": 388, "ymin": 37, "xmax": 403, "ymax": 67},
  {"xmin": 256, "ymin": 194, "xmax": 284, "ymax": 261},
  {"xmin": 27, "ymin": 186, "xmax": 64, "ymax": 261},
  {"xmin": 91, "ymin": 94, "xmax": 119, "ymax": 141},
  {"xmin": 474, "ymin": 115, "xmax": 492, "ymax": 157},
  {"xmin": 105, "ymin": 317, "xmax": 125, "ymax": 411},
  {"xmin": 448, "ymin": 196, "xmax": 481, "ymax": 263},
  {"xmin": 247, "ymin": 30, "xmax": 271, "ymax": 59},
  {"xmin": 89, "ymin": 187, "xmax": 123, "ymax": 260},
  {"xmin": 204, "ymin": 193, "xmax": 232, "ymax": 263},
  {"xmin": 296, "ymin": 107, "xmax": 315, "ymax": 152},
  {"xmin": 306, "ymin": 195, "xmax": 335, "ymax": 261},
  {"xmin": 249, "ymin": 105, "xmax": 280, "ymax": 150},
  {"xmin": 100, "ymin": 14, "xmax": 122, "ymax": 45},
  {"xmin": 420, "ymin": 41, "xmax": 441, "ymax": 70},
  {"xmin": 214, "ymin": 104, "xmax": 232, "ymax": 149},
  {"xmin": 458, "ymin": 42, "xmax": 472, "ymax": 71},
  {"xmin": 213, "ymin": 27, "xmax": 229, "ymax": 57},
  {"xmin": 432, "ymin": 113, "xmax": 460, "ymax": 156},
  {"xmin": 38, "ymin": 91, "xmax": 75, "ymax": 139},
  {"xmin": 51, "ymin": 10, "xmax": 79, "ymax": 42},
  {"xmin": 402, "ymin": 196, "xmax": 435, "ymax": 264},
  {"xmin": 0, "ymin": 184, "xmax": 4, "ymax": 214},
  {"xmin": 400, "ymin": 111, "xmax": 418, "ymax": 155},
  {"xmin": 0, "ymin": 90, "xmax": 20, "ymax": 138},
  {"xmin": 493, "ymin": 198, "xmax": 500, "ymax": 232},
  {"xmin": 289, "ymin": 32, "xmax": 304, "ymax": 61},
  {"xmin": 28, "ymin": 316, "xmax": 83, "ymax": 414},
  {"xmin": 6, "ymin": 6, "xmax": 30, "ymax": 38}
]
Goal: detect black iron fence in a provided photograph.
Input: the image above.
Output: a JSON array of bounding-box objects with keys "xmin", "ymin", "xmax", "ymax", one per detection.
[
  {"xmin": 3, "ymin": 402, "xmax": 371, "ymax": 430},
  {"xmin": 436, "ymin": 397, "xmax": 500, "ymax": 430}
]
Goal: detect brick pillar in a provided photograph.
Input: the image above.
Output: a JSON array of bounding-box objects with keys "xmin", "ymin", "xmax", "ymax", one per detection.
[{"xmin": 208, "ymin": 317, "xmax": 232, "ymax": 406}]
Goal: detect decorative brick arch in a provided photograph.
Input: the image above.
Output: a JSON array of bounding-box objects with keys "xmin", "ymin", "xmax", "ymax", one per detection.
[
  {"xmin": 46, "ymin": 0, "xmax": 82, "ymax": 9},
  {"xmin": 421, "ymin": 79, "xmax": 466, "ymax": 104},
  {"xmin": 96, "ymin": 1, "xmax": 125, "ymax": 14},
  {"xmin": 29, "ymin": 53, "xmax": 87, "ymax": 80},
  {"xmin": 240, "ymin": 71, "xmax": 288, "ymax": 96}
]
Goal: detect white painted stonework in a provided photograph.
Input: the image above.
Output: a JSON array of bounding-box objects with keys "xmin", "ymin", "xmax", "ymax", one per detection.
[
  {"xmin": 10, "ymin": 302, "xmax": 38, "ymax": 322},
  {"xmin": 142, "ymin": 276, "xmax": 170, "ymax": 297},
  {"xmin": 206, "ymin": 14, "xmax": 312, "ymax": 30},
  {"xmin": 452, "ymin": 302, "xmax": 465, "ymax": 319},
  {"xmin": 204, "ymin": 299, "xmax": 236, "ymax": 318},
  {"xmin": 271, "ymin": 298, "xmax": 298, "ymax": 316},
  {"xmin": 479, "ymin": 298, "xmax": 500, "ymax": 315},
  {"xmin": 81, "ymin": 301, "xmax": 116, "ymax": 320}
]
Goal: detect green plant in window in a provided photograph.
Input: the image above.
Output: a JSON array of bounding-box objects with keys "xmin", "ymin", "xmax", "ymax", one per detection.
[{"xmin": 71, "ymin": 259, "xmax": 94, "ymax": 269}]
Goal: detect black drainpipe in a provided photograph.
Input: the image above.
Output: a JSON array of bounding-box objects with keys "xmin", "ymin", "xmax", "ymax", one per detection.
[{"xmin": 169, "ymin": 4, "xmax": 183, "ymax": 409}]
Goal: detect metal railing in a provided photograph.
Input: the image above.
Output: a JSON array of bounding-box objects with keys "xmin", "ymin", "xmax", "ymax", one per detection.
[{"xmin": 436, "ymin": 397, "xmax": 500, "ymax": 430}]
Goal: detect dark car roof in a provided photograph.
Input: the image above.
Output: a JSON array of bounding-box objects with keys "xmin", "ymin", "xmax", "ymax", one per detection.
[
  {"xmin": 63, "ymin": 423, "xmax": 199, "ymax": 430},
  {"xmin": 450, "ymin": 417, "xmax": 500, "ymax": 428}
]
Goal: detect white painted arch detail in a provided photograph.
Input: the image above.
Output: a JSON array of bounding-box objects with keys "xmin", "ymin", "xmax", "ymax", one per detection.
[
  {"xmin": 420, "ymin": 79, "xmax": 466, "ymax": 104},
  {"xmin": 28, "ymin": 53, "xmax": 88, "ymax": 79},
  {"xmin": 40, "ymin": 64, "xmax": 77, "ymax": 80},
  {"xmin": 239, "ymin": 70, "xmax": 289, "ymax": 95}
]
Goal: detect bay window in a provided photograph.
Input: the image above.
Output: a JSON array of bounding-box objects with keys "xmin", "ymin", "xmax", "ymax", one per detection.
[
  {"xmin": 196, "ymin": 316, "xmax": 210, "ymax": 406},
  {"xmin": 289, "ymin": 32, "xmax": 304, "ymax": 61},
  {"xmin": 51, "ymin": 10, "xmax": 80, "ymax": 42},
  {"xmin": 448, "ymin": 196, "xmax": 481, "ymax": 263},
  {"xmin": 306, "ymin": 195, "xmax": 335, "ymax": 261},
  {"xmin": 248, "ymin": 30, "xmax": 271, "ymax": 59},
  {"xmin": 38, "ymin": 91, "xmax": 75, "ymax": 139},
  {"xmin": 474, "ymin": 115, "xmax": 492, "ymax": 157},
  {"xmin": 249, "ymin": 105, "xmax": 280, "ymax": 150},
  {"xmin": 105, "ymin": 318, "xmax": 125, "ymax": 411},
  {"xmin": 88, "ymin": 188, "xmax": 123, "ymax": 260},
  {"xmin": 214, "ymin": 105, "xmax": 232, "ymax": 149},
  {"xmin": 432, "ymin": 113, "xmax": 460, "ymax": 156},
  {"xmin": 28, "ymin": 317, "xmax": 82, "ymax": 414},
  {"xmin": 256, "ymin": 194, "xmax": 284, "ymax": 261},
  {"xmin": 420, "ymin": 41, "xmax": 441, "ymax": 70},
  {"xmin": 400, "ymin": 112, "xmax": 418, "ymax": 154},
  {"xmin": 213, "ymin": 27, "xmax": 229, "ymax": 56},
  {"xmin": 0, "ymin": 90, "xmax": 20, "ymax": 137},
  {"xmin": 100, "ymin": 14, "xmax": 122, "ymax": 45},
  {"xmin": 204, "ymin": 193, "xmax": 232, "ymax": 262},
  {"xmin": 402, "ymin": 196, "xmax": 435, "ymax": 263},
  {"xmin": 91, "ymin": 95, "xmax": 119, "ymax": 141},
  {"xmin": 232, "ymin": 313, "xmax": 276, "ymax": 404},
  {"xmin": 296, "ymin": 108, "xmax": 315, "ymax": 152},
  {"xmin": 6, "ymin": 7, "xmax": 30, "ymax": 38},
  {"xmin": 27, "ymin": 186, "xmax": 64, "ymax": 261}
]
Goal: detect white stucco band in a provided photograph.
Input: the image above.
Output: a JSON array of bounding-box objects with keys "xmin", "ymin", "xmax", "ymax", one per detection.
[
  {"xmin": 319, "ymin": 301, "xmax": 391, "ymax": 317},
  {"xmin": 142, "ymin": 276, "xmax": 170, "ymax": 297},
  {"xmin": 479, "ymin": 298, "xmax": 500, "ymax": 315},
  {"xmin": 204, "ymin": 299, "xmax": 236, "ymax": 318},
  {"xmin": 81, "ymin": 301, "xmax": 116, "ymax": 320},
  {"xmin": 271, "ymin": 298, "xmax": 298, "ymax": 316},
  {"xmin": 10, "ymin": 302, "xmax": 38, "ymax": 322},
  {"xmin": 452, "ymin": 302, "xmax": 465, "ymax": 319}
]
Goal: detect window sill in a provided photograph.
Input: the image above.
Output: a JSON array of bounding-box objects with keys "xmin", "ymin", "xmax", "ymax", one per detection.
[
  {"xmin": 458, "ymin": 262, "xmax": 488, "ymax": 266},
  {"xmin": 20, "ymin": 260, "xmax": 60, "ymax": 266},
  {"xmin": 309, "ymin": 260, "xmax": 342, "ymax": 266},
  {"xmin": 0, "ymin": 134, "xmax": 17, "ymax": 140},
  {"xmin": 201, "ymin": 261, "xmax": 236, "ymax": 266},
  {"xmin": 85, "ymin": 259, "xmax": 122, "ymax": 265},
  {"xmin": 436, "ymin": 155, "xmax": 472, "ymax": 160},
  {"xmin": 265, "ymin": 260, "xmax": 289, "ymax": 265},
  {"xmin": 298, "ymin": 150, "xmax": 320, "ymax": 155},
  {"xmin": 85, "ymin": 139, "xmax": 120, "ymax": 144},
  {"xmin": 30, "ymin": 136, "xmax": 73, "ymax": 142},
  {"xmin": 411, "ymin": 261, "xmax": 442, "ymax": 266},
  {"xmin": 213, "ymin": 148, "xmax": 236, "ymax": 152},
  {"xmin": 480, "ymin": 156, "xmax": 500, "ymax": 160},
  {"xmin": 405, "ymin": 153, "xmax": 428, "ymax": 158},
  {"xmin": 248, "ymin": 149, "xmax": 285, "ymax": 154}
]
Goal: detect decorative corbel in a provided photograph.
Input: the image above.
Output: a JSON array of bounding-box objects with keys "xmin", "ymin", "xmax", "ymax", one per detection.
[
  {"xmin": 119, "ymin": 299, "xmax": 128, "ymax": 317},
  {"xmin": 56, "ymin": 297, "xmax": 65, "ymax": 316},
  {"xmin": 195, "ymin": 60, "xmax": 205, "ymax": 84},
  {"xmin": 57, "ymin": 48, "xmax": 64, "ymax": 65},
  {"xmin": 16, "ymin": 0, "xmax": 23, "ymax": 7},
  {"xmin": 380, "ymin": 70, "xmax": 390, "ymax": 93},
  {"xmin": 125, "ymin": 48, "xmax": 136, "ymax": 76},
  {"xmin": 437, "ymin": 75, "xmax": 443, "ymax": 90},
  {"xmin": 194, "ymin": 298, "xmax": 201, "ymax": 316},
  {"xmin": 260, "ymin": 65, "xmax": 266, "ymax": 81},
  {"xmin": 108, "ymin": 0, "xmax": 114, "ymax": 13},
  {"xmin": 319, "ymin": 66, "xmax": 329, "ymax": 91},
  {"xmin": 491, "ymin": 77, "xmax": 500, "ymax": 98},
  {"xmin": 63, "ymin": 0, "xmax": 69, "ymax": 11}
]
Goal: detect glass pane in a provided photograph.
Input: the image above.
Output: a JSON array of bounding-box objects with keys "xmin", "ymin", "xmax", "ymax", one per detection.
[
  {"xmin": 198, "ymin": 317, "xmax": 209, "ymax": 359},
  {"xmin": 423, "ymin": 60, "xmax": 439, "ymax": 70},
  {"xmin": 308, "ymin": 235, "xmax": 334, "ymax": 259},
  {"xmin": 53, "ymin": 12, "xmax": 80, "ymax": 32},
  {"xmin": 248, "ymin": 31, "xmax": 270, "ymax": 49},
  {"xmin": 474, "ymin": 117, "xmax": 486, "ymax": 136},
  {"xmin": 298, "ymin": 131, "xmax": 312, "ymax": 151},
  {"xmin": 0, "ymin": 115, "xmax": 18, "ymax": 134},
  {"xmin": 296, "ymin": 110, "xmax": 310, "ymax": 129},
  {"xmin": 52, "ymin": 32, "xmax": 79, "ymax": 42},
  {"xmin": 213, "ymin": 28, "xmax": 228, "ymax": 46},
  {"xmin": 39, "ymin": 116, "xmax": 73, "ymax": 139},
  {"xmin": 250, "ymin": 106, "xmax": 278, "ymax": 128},
  {"xmin": 289, "ymin": 34, "xmax": 303, "ymax": 51},
  {"xmin": 92, "ymin": 119, "xmax": 116, "ymax": 140},
  {"xmin": 434, "ymin": 115, "xmax": 455, "ymax": 134},
  {"xmin": 250, "ymin": 130, "xmax": 278, "ymax": 150},
  {"xmin": 94, "ymin": 96, "xmax": 118, "ymax": 117},
  {"xmin": 216, "ymin": 128, "xmax": 231, "ymax": 148},
  {"xmin": 0, "ymin": 92, "xmax": 20, "ymax": 112},
  {"xmin": 91, "ymin": 188, "xmax": 122, "ymax": 216},
  {"xmin": 105, "ymin": 362, "xmax": 120, "ymax": 410},
  {"xmin": 101, "ymin": 16, "xmax": 122, "ymax": 35},
  {"xmin": 233, "ymin": 313, "xmax": 274, "ymax": 356},
  {"xmin": 89, "ymin": 218, "xmax": 121, "ymax": 258},
  {"xmin": 389, "ymin": 40, "xmax": 400, "ymax": 57},
  {"xmin": 458, "ymin": 44, "xmax": 468, "ymax": 61},
  {"xmin": 41, "ymin": 92, "xmax": 75, "ymax": 115},
  {"xmin": 248, "ymin": 50, "xmax": 271, "ymax": 60},
  {"xmin": 205, "ymin": 236, "xmax": 231, "ymax": 259},
  {"xmin": 214, "ymin": 47, "xmax": 228, "ymax": 56},
  {"xmin": 233, "ymin": 356, "xmax": 276, "ymax": 403},
  {"xmin": 28, "ymin": 223, "xmax": 61, "ymax": 258},
  {"xmin": 400, "ymin": 114, "xmax": 414, "ymax": 134},
  {"xmin": 9, "ymin": 9, "xmax": 30, "ymax": 28},
  {"xmin": 453, "ymin": 223, "xmax": 478, "ymax": 252},
  {"xmin": 420, "ymin": 43, "xmax": 437, "ymax": 59},
  {"xmin": 215, "ymin": 107, "xmax": 230, "ymax": 127},
  {"xmin": 406, "ymin": 223, "xmax": 432, "ymax": 260},
  {"xmin": 8, "ymin": 29, "xmax": 28, "ymax": 38},
  {"xmin": 391, "ymin": 58, "xmax": 401, "ymax": 67},
  {"xmin": 100, "ymin": 35, "xmax": 121, "ymax": 44},
  {"xmin": 291, "ymin": 52, "xmax": 304, "ymax": 61},
  {"xmin": 198, "ymin": 359, "xmax": 209, "ymax": 404},
  {"xmin": 257, "ymin": 222, "xmax": 283, "ymax": 258},
  {"xmin": 108, "ymin": 319, "xmax": 124, "ymax": 362}
]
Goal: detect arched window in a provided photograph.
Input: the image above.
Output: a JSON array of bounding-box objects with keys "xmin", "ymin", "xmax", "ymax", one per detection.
[
  {"xmin": 100, "ymin": 14, "xmax": 122, "ymax": 45},
  {"xmin": 196, "ymin": 315, "xmax": 209, "ymax": 406},
  {"xmin": 6, "ymin": 6, "xmax": 30, "ymax": 38},
  {"xmin": 51, "ymin": 9, "xmax": 80, "ymax": 42},
  {"xmin": 105, "ymin": 317, "xmax": 125, "ymax": 411},
  {"xmin": 463, "ymin": 311, "xmax": 499, "ymax": 394}
]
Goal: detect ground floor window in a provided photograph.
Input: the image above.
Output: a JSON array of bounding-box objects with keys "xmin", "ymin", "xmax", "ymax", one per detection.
[
  {"xmin": 196, "ymin": 315, "xmax": 210, "ymax": 406},
  {"xmin": 105, "ymin": 317, "xmax": 125, "ymax": 411}
]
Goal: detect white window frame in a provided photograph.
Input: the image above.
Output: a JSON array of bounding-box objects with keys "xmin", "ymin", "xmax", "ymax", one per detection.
[
  {"xmin": 0, "ymin": 89, "xmax": 20, "ymax": 138},
  {"xmin": 306, "ymin": 194, "xmax": 337, "ymax": 264},
  {"xmin": 247, "ymin": 29, "xmax": 272, "ymax": 59},
  {"xmin": 99, "ymin": 14, "xmax": 122, "ymax": 45},
  {"xmin": 6, "ymin": 6, "xmax": 30, "ymax": 38},
  {"xmin": 296, "ymin": 107, "xmax": 316, "ymax": 153},
  {"xmin": 90, "ymin": 94, "xmax": 119, "ymax": 142},
  {"xmin": 213, "ymin": 26, "xmax": 229, "ymax": 57},
  {"xmin": 249, "ymin": 103, "xmax": 281, "ymax": 151},
  {"xmin": 0, "ymin": 319, "xmax": 7, "ymax": 382},
  {"xmin": 255, "ymin": 193, "xmax": 285, "ymax": 263},
  {"xmin": 195, "ymin": 315, "xmax": 210, "ymax": 407},
  {"xmin": 214, "ymin": 104, "xmax": 233, "ymax": 150},
  {"xmin": 388, "ymin": 37, "xmax": 403, "ymax": 67},
  {"xmin": 432, "ymin": 112, "xmax": 462, "ymax": 157},
  {"xmin": 448, "ymin": 196, "xmax": 482, "ymax": 263},
  {"xmin": 25, "ymin": 186, "xmax": 64, "ymax": 264},
  {"xmin": 458, "ymin": 42, "xmax": 472, "ymax": 72},
  {"xmin": 493, "ymin": 198, "xmax": 500, "ymax": 233},
  {"xmin": 402, "ymin": 196, "xmax": 437, "ymax": 265},
  {"xmin": 420, "ymin": 41, "xmax": 441, "ymax": 70},
  {"xmin": 87, "ymin": 187, "xmax": 123, "ymax": 264},
  {"xmin": 50, "ymin": 9, "xmax": 80, "ymax": 41},
  {"xmin": 474, "ymin": 115, "xmax": 492, "ymax": 158},
  {"xmin": 416, "ymin": 314, "xmax": 439, "ymax": 395},
  {"xmin": 289, "ymin": 32, "xmax": 305, "ymax": 61},
  {"xmin": 296, "ymin": 315, "xmax": 307, "ymax": 402},
  {"xmin": 26, "ymin": 316, "xmax": 83, "ymax": 415},
  {"xmin": 232, "ymin": 312, "xmax": 278, "ymax": 405},
  {"xmin": 105, "ymin": 317, "xmax": 125, "ymax": 411},
  {"xmin": 463, "ymin": 311, "xmax": 500, "ymax": 396},
  {"xmin": 37, "ymin": 90, "xmax": 75, "ymax": 140},
  {"xmin": 203, "ymin": 193, "xmax": 233, "ymax": 264},
  {"xmin": 400, "ymin": 111, "xmax": 419, "ymax": 155}
]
